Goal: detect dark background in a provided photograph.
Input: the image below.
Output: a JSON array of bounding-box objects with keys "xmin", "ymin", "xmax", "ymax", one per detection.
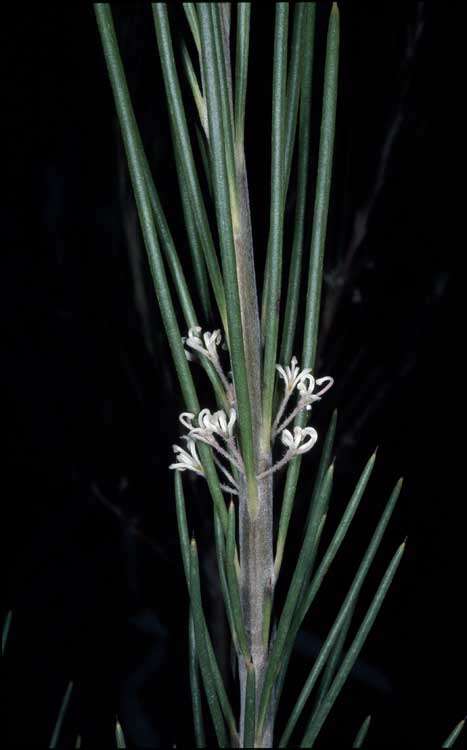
[{"xmin": 2, "ymin": 2, "xmax": 464, "ymax": 747}]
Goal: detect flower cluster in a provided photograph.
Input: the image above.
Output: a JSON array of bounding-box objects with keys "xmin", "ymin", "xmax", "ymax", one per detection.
[
  {"xmin": 182, "ymin": 327, "xmax": 231, "ymax": 395},
  {"xmin": 170, "ymin": 406, "xmax": 240, "ymax": 494},
  {"xmin": 183, "ymin": 326, "xmax": 222, "ymax": 362},
  {"xmin": 170, "ymin": 332, "xmax": 335, "ymax": 487},
  {"xmin": 273, "ymin": 356, "xmax": 334, "ymax": 436}
]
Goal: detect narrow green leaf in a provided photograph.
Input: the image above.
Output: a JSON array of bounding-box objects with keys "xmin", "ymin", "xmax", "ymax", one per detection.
[
  {"xmin": 295, "ymin": 451, "xmax": 377, "ymax": 631},
  {"xmin": 204, "ymin": 619, "xmax": 238, "ymax": 742},
  {"xmin": 314, "ymin": 595, "xmax": 357, "ymax": 713},
  {"xmin": 140, "ymin": 156, "xmax": 197, "ymax": 329},
  {"xmin": 302, "ymin": 2, "xmax": 340, "ymax": 371},
  {"xmin": 190, "ymin": 540, "xmax": 229, "ymax": 747},
  {"xmin": 195, "ymin": 125, "xmax": 213, "ymax": 198},
  {"xmin": 352, "ymin": 715, "xmax": 372, "ymax": 748},
  {"xmin": 152, "ymin": 5, "xmax": 227, "ymax": 327},
  {"xmin": 226, "ymin": 502, "xmax": 250, "ymax": 658},
  {"xmin": 283, "ymin": 3, "xmax": 308, "ymax": 193},
  {"xmin": 244, "ymin": 659, "xmax": 256, "ymax": 749},
  {"xmin": 50, "ymin": 681, "xmax": 74, "ymax": 748},
  {"xmin": 181, "ymin": 43, "xmax": 207, "ymax": 134},
  {"xmin": 257, "ymin": 465, "xmax": 333, "ymax": 737},
  {"xmin": 174, "ymin": 473, "xmax": 192, "ymax": 588},
  {"xmin": 2, "ymin": 610, "xmax": 12, "ymax": 656},
  {"xmin": 260, "ymin": 2, "xmax": 303, "ymax": 336},
  {"xmin": 275, "ymin": 409, "xmax": 337, "ymax": 578},
  {"xmin": 300, "ymin": 540, "xmax": 406, "ymax": 747},
  {"xmin": 175, "ymin": 476, "xmax": 236, "ymax": 738},
  {"xmin": 116, "ymin": 719, "xmax": 126, "ymax": 748},
  {"xmin": 189, "ymin": 612, "xmax": 207, "ymax": 748},
  {"xmin": 261, "ymin": 3, "xmax": 289, "ymax": 444},
  {"xmin": 174, "ymin": 148, "xmax": 212, "ymax": 322},
  {"xmin": 280, "ymin": 4, "xmax": 317, "ymax": 365},
  {"xmin": 198, "ymin": 4, "xmax": 258, "ymax": 511},
  {"xmin": 214, "ymin": 510, "xmax": 238, "ymax": 652},
  {"xmin": 183, "ymin": 3, "xmax": 201, "ymax": 53},
  {"xmin": 442, "ymin": 717, "xmax": 466, "ymax": 748},
  {"xmin": 95, "ymin": 4, "xmax": 198, "ymax": 416},
  {"xmin": 97, "ymin": 4, "xmax": 229, "ymax": 533},
  {"xmin": 280, "ymin": 478, "xmax": 402, "ymax": 746},
  {"xmin": 275, "ymin": 451, "xmax": 376, "ymax": 711},
  {"xmin": 234, "ymin": 3, "xmax": 251, "ymax": 146}
]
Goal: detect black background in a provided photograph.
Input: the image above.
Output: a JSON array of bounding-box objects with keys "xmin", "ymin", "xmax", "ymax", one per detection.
[{"xmin": 2, "ymin": 2, "xmax": 464, "ymax": 747}]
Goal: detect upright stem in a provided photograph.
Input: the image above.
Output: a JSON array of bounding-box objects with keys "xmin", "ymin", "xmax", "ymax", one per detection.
[
  {"xmin": 217, "ymin": 6, "xmax": 274, "ymax": 744},
  {"xmin": 238, "ymin": 472, "xmax": 274, "ymax": 748}
]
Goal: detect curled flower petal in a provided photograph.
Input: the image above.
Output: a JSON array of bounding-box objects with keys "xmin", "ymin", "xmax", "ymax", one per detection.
[
  {"xmin": 297, "ymin": 373, "xmax": 316, "ymax": 396},
  {"xmin": 179, "ymin": 412, "xmax": 195, "ymax": 430},
  {"xmin": 314, "ymin": 376, "xmax": 334, "ymax": 397},
  {"xmin": 183, "ymin": 327, "xmax": 223, "ymax": 363},
  {"xmin": 296, "ymin": 426, "xmax": 318, "ymax": 454},
  {"xmin": 281, "ymin": 425, "xmax": 318, "ymax": 455},
  {"xmin": 169, "ymin": 439, "xmax": 204, "ymax": 475},
  {"xmin": 281, "ymin": 428, "xmax": 295, "ymax": 449}
]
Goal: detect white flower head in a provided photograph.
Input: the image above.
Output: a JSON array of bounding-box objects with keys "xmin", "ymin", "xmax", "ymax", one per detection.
[
  {"xmin": 169, "ymin": 438, "xmax": 204, "ymax": 475},
  {"xmin": 281, "ymin": 425, "xmax": 318, "ymax": 455},
  {"xmin": 183, "ymin": 327, "xmax": 222, "ymax": 362},
  {"xmin": 276, "ymin": 356, "xmax": 312, "ymax": 394}
]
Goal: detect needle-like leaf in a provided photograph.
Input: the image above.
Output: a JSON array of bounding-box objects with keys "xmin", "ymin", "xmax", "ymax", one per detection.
[
  {"xmin": 227, "ymin": 502, "xmax": 250, "ymax": 658},
  {"xmin": 152, "ymin": 5, "xmax": 227, "ymax": 327},
  {"xmin": 2, "ymin": 610, "xmax": 12, "ymax": 656},
  {"xmin": 174, "ymin": 475, "xmax": 236, "ymax": 738},
  {"xmin": 301, "ymin": 542, "xmax": 406, "ymax": 747},
  {"xmin": 352, "ymin": 715, "xmax": 372, "ymax": 748},
  {"xmin": 302, "ymin": 3, "xmax": 339, "ymax": 370},
  {"xmin": 261, "ymin": 3, "xmax": 289, "ymax": 444},
  {"xmin": 115, "ymin": 719, "xmax": 126, "ymax": 748},
  {"xmin": 50, "ymin": 681, "xmax": 74, "ymax": 748},
  {"xmin": 183, "ymin": 3, "xmax": 201, "ymax": 53},
  {"xmin": 214, "ymin": 509, "xmax": 238, "ymax": 653},
  {"xmin": 275, "ymin": 450, "xmax": 376, "ymax": 710},
  {"xmin": 283, "ymin": 3, "xmax": 308, "ymax": 194},
  {"xmin": 280, "ymin": 3, "xmax": 316, "ymax": 365},
  {"xmin": 257, "ymin": 465, "xmax": 333, "ymax": 736},
  {"xmin": 189, "ymin": 612, "xmax": 207, "ymax": 748},
  {"xmin": 314, "ymin": 596, "xmax": 357, "ymax": 714},
  {"xmin": 234, "ymin": 3, "xmax": 251, "ymax": 147},
  {"xmin": 279, "ymin": 478, "xmax": 403, "ymax": 746},
  {"xmin": 442, "ymin": 717, "xmax": 466, "ymax": 748},
  {"xmin": 275, "ymin": 409, "xmax": 337, "ymax": 578},
  {"xmin": 295, "ymin": 452, "xmax": 377, "ymax": 631},
  {"xmin": 190, "ymin": 539, "xmax": 229, "ymax": 747},
  {"xmin": 96, "ymin": 4, "xmax": 230, "ymax": 532}
]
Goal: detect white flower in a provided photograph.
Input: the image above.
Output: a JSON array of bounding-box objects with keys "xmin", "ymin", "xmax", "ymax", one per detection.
[
  {"xmin": 276, "ymin": 356, "xmax": 312, "ymax": 394},
  {"xmin": 188, "ymin": 408, "xmax": 236, "ymax": 440},
  {"xmin": 281, "ymin": 426, "xmax": 318, "ymax": 455},
  {"xmin": 169, "ymin": 438, "xmax": 204, "ymax": 475},
  {"xmin": 296, "ymin": 374, "xmax": 334, "ymax": 410},
  {"xmin": 183, "ymin": 327, "xmax": 222, "ymax": 362}
]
